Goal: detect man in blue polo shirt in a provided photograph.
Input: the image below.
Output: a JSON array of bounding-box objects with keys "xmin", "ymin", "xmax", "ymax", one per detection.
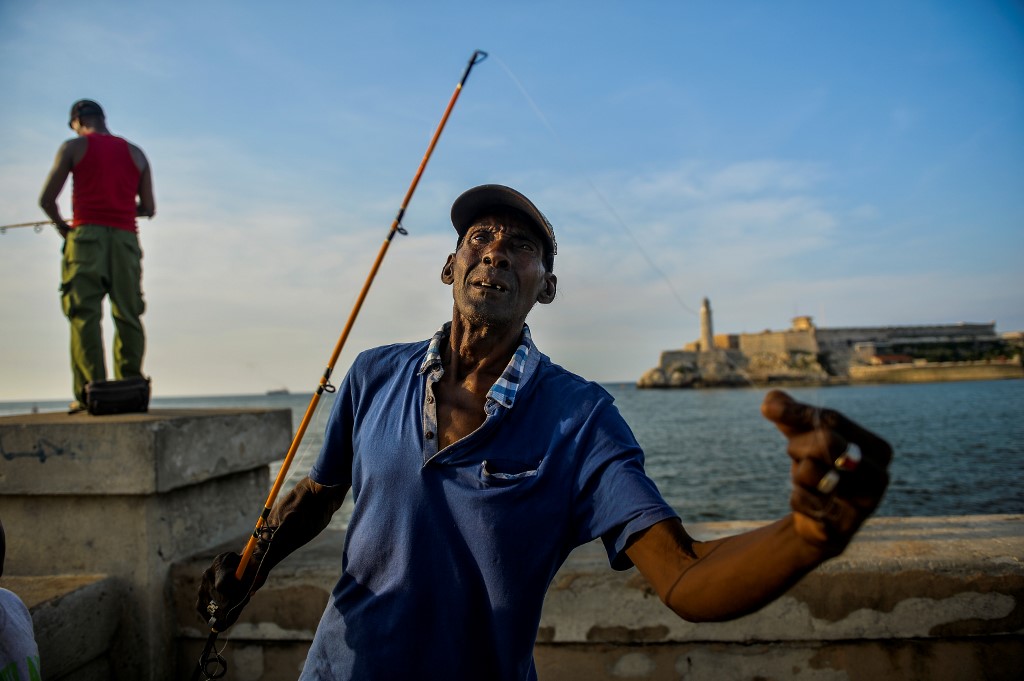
[{"xmin": 198, "ymin": 184, "xmax": 892, "ymax": 680}]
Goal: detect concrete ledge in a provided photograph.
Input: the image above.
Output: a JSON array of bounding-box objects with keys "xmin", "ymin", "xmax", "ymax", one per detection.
[
  {"xmin": 532, "ymin": 639, "xmax": 1024, "ymax": 681},
  {"xmin": 171, "ymin": 515, "xmax": 1024, "ymax": 680},
  {"xmin": 1, "ymin": 574, "xmax": 122, "ymax": 681},
  {"xmin": 1, "ymin": 408, "xmax": 290, "ymax": 681},
  {"xmin": 0, "ymin": 408, "xmax": 291, "ymax": 494},
  {"xmin": 541, "ymin": 515, "xmax": 1024, "ymax": 644}
]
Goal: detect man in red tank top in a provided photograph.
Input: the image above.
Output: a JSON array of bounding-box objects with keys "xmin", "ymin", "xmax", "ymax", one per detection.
[{"xmin": 39, "ymin": 100, "xmax": 156, "ymax": 412}]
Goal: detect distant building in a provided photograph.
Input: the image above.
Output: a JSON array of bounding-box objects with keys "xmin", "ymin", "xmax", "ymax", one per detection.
[{"xmin": 638, "ymin": 299, "xmax": 1020, "ymax": 388}]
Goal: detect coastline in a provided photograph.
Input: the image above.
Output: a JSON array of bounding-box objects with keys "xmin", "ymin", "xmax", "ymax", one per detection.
[{"xmin": 638, "ymin": 356, "xmax": 1023, "ymax": 389}]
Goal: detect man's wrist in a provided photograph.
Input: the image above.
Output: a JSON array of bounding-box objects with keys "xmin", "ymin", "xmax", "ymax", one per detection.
[{"xmin": 789, "ymin": 512, "xmax": 849, "ymax": 560}]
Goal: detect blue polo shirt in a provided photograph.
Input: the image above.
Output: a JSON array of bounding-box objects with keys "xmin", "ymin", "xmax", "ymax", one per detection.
[{"xmin": 302, "ymin": 325, "xmax": 678, "ymax": 680}]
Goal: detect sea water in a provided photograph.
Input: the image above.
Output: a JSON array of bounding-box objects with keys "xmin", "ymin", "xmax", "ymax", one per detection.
[{"xmin": 3, "ymin": 379, "xmax": 1022, "ymax": 522}]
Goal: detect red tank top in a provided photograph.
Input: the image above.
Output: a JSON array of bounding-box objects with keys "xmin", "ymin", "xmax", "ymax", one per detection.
[{"xmin": 72, "ymin": 133, "xmax": 141, "ymax": 232}]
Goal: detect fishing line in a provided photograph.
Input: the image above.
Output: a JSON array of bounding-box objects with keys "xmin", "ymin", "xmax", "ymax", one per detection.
[
  {"xmin": 495, "ymin": 56, "xmax": 841, "ymax": 509},
  {"xmin": 497, "ymin": 57, "xmax": 836, "ymax": 403},
  {"xmin": 492, "ymin": 55, "xmax": 698, "ymax": 318}
]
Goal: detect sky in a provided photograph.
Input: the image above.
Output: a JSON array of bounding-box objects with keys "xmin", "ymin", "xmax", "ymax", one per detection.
[{"xmin": 1, "ymin": 0, "xmax": 1022, "ymax": 401}]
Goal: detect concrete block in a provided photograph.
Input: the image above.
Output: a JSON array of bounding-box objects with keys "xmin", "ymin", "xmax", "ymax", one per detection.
[
  {"xmin": 52, "ymin": 656, "xmax": 114, "ymax": 681},
  {"xmin": 0, "ymin": 408, "xmax": 290, "ymax": 495},
  {"xmin": 0, "ymin": 408, "xmax": 291, "ymax": 681},
  {"xmin": 1, "ymin": 574, "xmax": 121, "ymax": 681}
]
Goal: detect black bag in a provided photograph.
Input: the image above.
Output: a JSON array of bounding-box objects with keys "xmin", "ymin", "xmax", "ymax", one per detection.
[{"xmin": 84, "ymin": 376, "xmax": 152, "ymax": 415}]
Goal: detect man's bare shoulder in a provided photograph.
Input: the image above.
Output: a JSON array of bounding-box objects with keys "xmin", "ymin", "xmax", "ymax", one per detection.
[
  {"xmin": 52, "ymin": 137, "xmax": 88, "ymax": 167},
  {"xmin": 125, "ymin": 141, "xmax": 149, "ymax": 170},
  {"xmin": 61, "ymin": 136, "xmax": 88, "ymax": 153}
]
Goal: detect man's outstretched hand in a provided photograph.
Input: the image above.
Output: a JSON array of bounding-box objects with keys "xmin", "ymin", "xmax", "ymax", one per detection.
[{"xmin": 761, "ymin": 390, "xmax": 893, "ymax": 555}]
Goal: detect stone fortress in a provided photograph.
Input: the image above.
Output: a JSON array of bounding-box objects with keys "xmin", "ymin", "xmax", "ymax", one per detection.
[{"xmin": 638, "ymin": 297, "xmax": 1024, "ymax": 388}]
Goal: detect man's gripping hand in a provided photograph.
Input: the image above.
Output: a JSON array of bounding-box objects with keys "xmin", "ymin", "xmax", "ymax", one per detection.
[
  {"xmin": 761, "ymin": 390, "xmax": 893, "ymax": 556},
  {"xmin": 196, "ymin": 551, "xmax": 261, "ymax": 632}
]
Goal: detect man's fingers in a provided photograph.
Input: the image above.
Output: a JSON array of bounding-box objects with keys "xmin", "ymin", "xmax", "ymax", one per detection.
[
  {"xmin": 764, "ymin": 389, "xmax": 894, "ymax": 552},
  {"xmin": 760, "ymin": 390, "xmax": 813, "ymax": 437},
  {"xmin": 784, "ymin": 429, "xmax": 848, "ymax": 464},
  {"xmin": 762, "ymin": 389, "xmax": 894, "ymax": 469}
]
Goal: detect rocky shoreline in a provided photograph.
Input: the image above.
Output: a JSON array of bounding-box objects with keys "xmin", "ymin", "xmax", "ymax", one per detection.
[{"xmin": 637, "ymin": 352, "xmax": 1023, "ymax": 389}]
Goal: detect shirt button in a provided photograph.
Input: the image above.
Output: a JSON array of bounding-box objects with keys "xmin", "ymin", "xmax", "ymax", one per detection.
[
  {"xmin": 426, "ymin": 395, "xmax": 434, "ymax": 404},
  {"xmin": 425, "ymin": 431, "xmax": 434, "ymax": 440}
]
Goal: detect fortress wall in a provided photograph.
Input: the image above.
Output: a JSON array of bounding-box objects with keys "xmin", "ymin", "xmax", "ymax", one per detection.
[
  {"xmin": 738, "ymin": 331, "xmax": 817, "ymax": 355},
  {"xmin": 815, "ymin": 323, "xmax": 999, "ymax": 347},
  {"xmin": 850, "ymin": 361, "xmax": 1024, "ymax": 383},
  {"xmin": 680, "ymin": 317, "xmax": 1001, "ymax": 366},
  {"xmin": 712, "ymin": 334, "xmax": 738, "ymax": 350},
  {"xmin": 737, "ymin": 332, "xmax": 788, "ymax": 354}
]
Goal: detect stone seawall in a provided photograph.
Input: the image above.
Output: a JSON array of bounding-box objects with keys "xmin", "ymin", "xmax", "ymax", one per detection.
[
  {"xmin": 2, "ymin": 410, "xmax": 1022, "ymax": 680},
  {"xmin": 171, "ymin": 515, "xmax": 1024, "ymax": 681}
]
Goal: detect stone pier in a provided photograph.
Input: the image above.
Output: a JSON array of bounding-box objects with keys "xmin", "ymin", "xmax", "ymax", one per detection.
[{"xmin": 0, "ymin": 408, "xmax": 289, "ymax": 681}]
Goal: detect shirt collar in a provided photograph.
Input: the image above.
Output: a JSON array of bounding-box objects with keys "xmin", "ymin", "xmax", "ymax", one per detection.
[{"xmin": 418, "ymin": 322, "xmax": 534, "ymax": 410}]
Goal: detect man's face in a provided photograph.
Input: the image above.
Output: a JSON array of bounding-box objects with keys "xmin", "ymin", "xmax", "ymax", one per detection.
[{"xmin": 442, "ymin": 215, "xmax": 557, "ymax": 329}]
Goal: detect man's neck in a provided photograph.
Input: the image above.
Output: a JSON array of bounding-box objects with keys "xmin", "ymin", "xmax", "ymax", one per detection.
[
  {"xmin": 443, "ymin": 317, "xmax": 522, "ymax": 386},
  {"xmin": 78, "ymin": 124, "xmax": 110, "ymax": 136}
]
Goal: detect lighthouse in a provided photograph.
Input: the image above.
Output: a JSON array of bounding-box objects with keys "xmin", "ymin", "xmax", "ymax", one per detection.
[{"xmin": 700, "ymin": 297, "xmax": 714, "ymax": 352}]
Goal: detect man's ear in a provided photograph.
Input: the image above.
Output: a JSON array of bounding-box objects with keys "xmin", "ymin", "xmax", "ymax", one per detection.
[
  {"xmin": 537, "ymin": 273, "xmax": 557, "ymax": 305},
  {"xmin": 441, "ymin": 254, "xmax": 455, "ymax": 285}
]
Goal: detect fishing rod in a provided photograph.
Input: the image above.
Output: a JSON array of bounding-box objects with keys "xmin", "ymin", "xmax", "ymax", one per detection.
[
  {"xmin": 2, "ymin": 216, "xmax": 156, "ymax": 236},
  {"xmin": 0, "ymin": 220, "xmax": 54, "ymax": 234},
  {"xmin": 191, "ymin": 48, "xmax": 488, "ymax": 681}
]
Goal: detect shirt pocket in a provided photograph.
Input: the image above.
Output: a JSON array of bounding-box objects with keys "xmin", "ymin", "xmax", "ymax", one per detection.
[
  {"xmin": 479, "ymin": 457, "xmax": 542, "ymax": 487},
  {"xmin": 65, "ymin": 230, "xmax": 101, "ymax": 265}
]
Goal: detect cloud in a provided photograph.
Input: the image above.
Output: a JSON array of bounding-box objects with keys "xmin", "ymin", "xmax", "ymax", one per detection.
[{"xmin": 3, "ymin": 129, "xmax": 1019, "ymax": 399}]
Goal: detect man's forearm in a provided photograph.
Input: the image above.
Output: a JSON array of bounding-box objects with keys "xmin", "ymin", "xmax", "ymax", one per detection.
[
  {"xmin": 39, "ymin": 199, "xmax": 65, "ymax": 225},
  {"xmin": 662, "ymin": 515, "xmax": 825, "ymax": 622},
  {"xmin": 38, "ymin": 199, "xmax": 69, "ymax": 238},
  {"xmin": 250, "ymin": 477, "xmax": 347, "ymax": 581}
]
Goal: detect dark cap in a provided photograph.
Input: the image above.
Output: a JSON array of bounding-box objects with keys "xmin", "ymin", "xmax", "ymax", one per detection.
[
  {"xmin": 68, "ymin": 99, "xmax": 104, "ymax": 129},
  {"xmin": 451, "ymin": 184, "xmax": 557, "ymax": 259}
]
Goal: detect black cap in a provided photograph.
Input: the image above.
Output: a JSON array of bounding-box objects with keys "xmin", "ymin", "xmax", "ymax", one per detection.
[
  {"xmin": 69, "ymin": 99, "xmax": 104, "ymax": 129},
  {"xmin": 451, "ymin": 184, "xmax": 557, "ymax": 259}
]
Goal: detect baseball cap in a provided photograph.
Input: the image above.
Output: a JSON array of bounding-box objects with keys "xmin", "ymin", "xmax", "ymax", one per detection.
[
  {"xmin": 451, "ymin": 184, "xmax": 557, "ymax": 260},
  {"xmin": 68, "ymin": 99, "xmax": 104, "ymax": 129}
]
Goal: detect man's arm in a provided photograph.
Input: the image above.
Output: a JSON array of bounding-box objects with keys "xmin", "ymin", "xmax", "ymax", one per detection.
[
  {"xmin": 129, "ymin": 144, "xmax": 155, "ymax": 218},
  {"xmin": 196, "ymin": 476, "xmax": 347, "ymax": 630},
  {"xmin": 627, "ymin": 515, "xmax": 822, "ymax": 622},
  {"xmin": 38, "ymin": 140, "xmax": 77, "ymax": 239},
  {"xmin": 627, "ymin": 390, "xmax": 892, "ymax": 622}
]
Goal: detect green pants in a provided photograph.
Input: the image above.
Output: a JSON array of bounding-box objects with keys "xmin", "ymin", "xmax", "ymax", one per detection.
[{"xmin": 60, "ymin": 224, "xmax": 146, "ymax": 403}]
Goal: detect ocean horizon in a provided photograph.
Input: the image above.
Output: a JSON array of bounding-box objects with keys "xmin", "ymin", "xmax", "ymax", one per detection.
[{"xmin": 3, "ymin": 379, "xmax": 1022, "ymax": 523}]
